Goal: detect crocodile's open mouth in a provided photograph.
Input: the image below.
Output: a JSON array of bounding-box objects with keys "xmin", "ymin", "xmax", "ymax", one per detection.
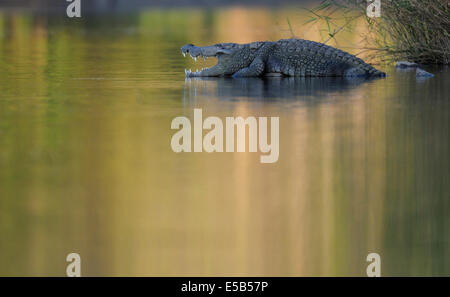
[
  {"xmin": 181, "ymin": 44, "xmax": 233, "ymax": 77},
  {"xmin": 181, "ymin": 50, "xmax": 218, "ymax": 77}
]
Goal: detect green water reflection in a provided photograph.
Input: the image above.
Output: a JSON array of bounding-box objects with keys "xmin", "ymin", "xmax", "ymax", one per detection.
[{"xmin": 0, "ymin": 8, "xmax": 448, "ymax": 276}]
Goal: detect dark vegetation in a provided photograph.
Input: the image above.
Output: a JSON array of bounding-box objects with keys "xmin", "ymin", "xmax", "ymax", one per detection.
[{"xmin": 304, "ymin": 0, "xmax": 450, "ymax": 64}]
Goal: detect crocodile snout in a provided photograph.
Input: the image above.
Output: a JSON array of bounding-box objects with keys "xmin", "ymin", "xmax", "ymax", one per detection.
[{"xmin": 181, "ymin": 44, "xmax": 202, "ymax": 58}]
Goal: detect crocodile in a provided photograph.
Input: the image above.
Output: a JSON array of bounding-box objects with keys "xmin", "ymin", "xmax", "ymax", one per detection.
[{"xmin": 181, "ymin": 39, "xmax": 386, "ymax": 78}]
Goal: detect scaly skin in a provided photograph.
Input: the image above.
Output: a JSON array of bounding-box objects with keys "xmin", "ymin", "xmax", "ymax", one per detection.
[{"xmin": 181, "ymin": 39, "xmax": 386, "ymax": 78}]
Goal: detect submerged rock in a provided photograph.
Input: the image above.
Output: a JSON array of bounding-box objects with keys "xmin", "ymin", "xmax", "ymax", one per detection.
[
  {"xmin": 416, "ymin": 68, "xmax": 434, "ymax": 78},
  {"xmin": 396, "ymin": 61, "xmax": 419, "ymax": 68},
  {"xmin": 395, "ymin": 61, "xmax": 434, "ymax": 78}
]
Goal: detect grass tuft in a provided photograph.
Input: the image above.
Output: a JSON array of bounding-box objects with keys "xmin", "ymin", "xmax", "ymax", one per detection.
[{"xmin": 305, "ymin": 0, "xmax": 450, "ymax": 64}]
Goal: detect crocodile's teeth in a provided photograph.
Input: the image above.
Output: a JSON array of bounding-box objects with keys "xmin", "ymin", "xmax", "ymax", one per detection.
[
  {"xmin": 194, "ymin": 57, "xmax": 197, "ymax": 62},
  {"xmin": 182, "ymin": 52, "xmax": 186, "ymax": 57}
]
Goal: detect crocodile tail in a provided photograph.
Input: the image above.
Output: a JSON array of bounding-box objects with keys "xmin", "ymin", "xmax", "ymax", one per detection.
[
  {"xmin": 347, "ymin": 54, "xmax": 386, "ymax": 77},
  {"xmin": 319, "ymin": 44, "xmax": 385, "ymax": 77},
  {"xmin": 370, "ymin": 68, "xmax": 387, "ymax": 77},
  {"xmin": 363, "ymin": 62, "xmax": 386, "ymax": 77}
]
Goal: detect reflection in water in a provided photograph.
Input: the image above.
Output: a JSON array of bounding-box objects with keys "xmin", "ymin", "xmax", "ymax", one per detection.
[
  {"xmin": 183, "ymin": 76, "xmax": 378, "ymax": 102},
  {"xmin": 0, "ymin": 7, "xmax": 449, "ymax": 276}
]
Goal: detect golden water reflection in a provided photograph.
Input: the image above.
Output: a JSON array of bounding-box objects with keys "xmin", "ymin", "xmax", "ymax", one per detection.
[{"xmin": 0, "ymin": 6, "xmax": 448, "ymax": 276}]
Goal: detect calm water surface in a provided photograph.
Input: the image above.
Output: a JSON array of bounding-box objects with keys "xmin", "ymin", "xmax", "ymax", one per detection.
[{"xmin": 0, "ymin": 7, "xmax": 449, "ymax": 276}]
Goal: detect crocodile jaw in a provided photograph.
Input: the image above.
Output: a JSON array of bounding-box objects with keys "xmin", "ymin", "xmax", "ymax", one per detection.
[
  {"xmin": 181, "ymin": 44, "xmax": 231, "ymax": 77},
  {"xmin": 183, "ymin": 60, "xmax": 224, "ymax": 77},
  {"xmin": 182, "ymin": 55, "xmax": 222, "ymax": 77}
]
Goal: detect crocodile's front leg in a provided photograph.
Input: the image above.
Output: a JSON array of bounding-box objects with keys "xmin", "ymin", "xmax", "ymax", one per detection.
[
  {"xmin": 232, "ymin": 42, "xmax": 276, "ymax": 78},
  {"xmin": 232, "ymin": 57, "xmax": 265, "ymax": 77}
]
